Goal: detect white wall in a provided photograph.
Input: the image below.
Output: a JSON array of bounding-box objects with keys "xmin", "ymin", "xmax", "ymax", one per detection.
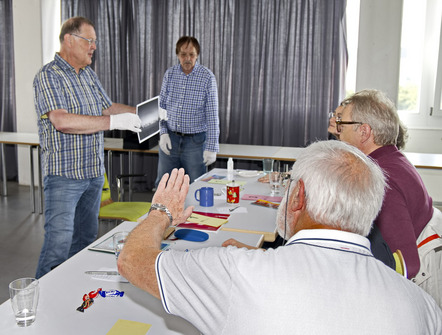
[
  {"xmin": 13, "ymin": 0, "xmax": 42, "ymax": 186},
  {"xmin": 405, "ymin": 129, "xmax": 442, "ymax": 154},
  {"xmin": 418, "ymin": 169, "xmax": 442, "ymax": 203},
  {"xmin": 356, "ymin": 0, "xmax": 402, "ymax": 102},
  {"xmin": 13, "ymin": 0, "xmax": 60, "ymax": 185}
]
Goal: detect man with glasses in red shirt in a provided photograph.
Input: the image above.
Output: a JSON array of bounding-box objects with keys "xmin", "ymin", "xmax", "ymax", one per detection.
[{"xmin": 328, "ymin": 89, "xmax": 434, "ymax": 282}]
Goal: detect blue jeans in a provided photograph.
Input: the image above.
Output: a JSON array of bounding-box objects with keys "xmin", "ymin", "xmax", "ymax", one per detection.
[
  {"xmin": 35, "ymin": 175, "xmax": 104, "ymax": 278},
  {"xmin": 156, "ymin": 132, "xmax": 207, "ymax": 185}
]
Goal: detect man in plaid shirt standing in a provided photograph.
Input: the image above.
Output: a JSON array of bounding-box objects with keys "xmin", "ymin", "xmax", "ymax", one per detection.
[
  {"xmin": 156, "ymin": 36, "xmax": 219, "ymax": 184},
  {"xmin": 33, "ymin": 17, "xmax": 141, "ymax": 278}
]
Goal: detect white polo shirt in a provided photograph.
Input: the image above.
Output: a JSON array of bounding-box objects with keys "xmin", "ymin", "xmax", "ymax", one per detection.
[{"xmin": 156, "ymin": 229, "xmax": 442, "ymax": 334}]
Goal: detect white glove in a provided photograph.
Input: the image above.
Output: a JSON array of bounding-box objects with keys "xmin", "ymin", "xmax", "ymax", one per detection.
[
  {"xmin": 203, "ymin": 150, "xmax": 217, "ymax": 166},
  {"xmin": 160, "ymin": 133, "xmax": 172, "ymax": 155},
  {"xmin": 159, "ymin": 106, "xmax": 168, "ymax": 120},
  {"xmin": 109, "ymin": 113, "xmax": 141, "ymax": 132}
]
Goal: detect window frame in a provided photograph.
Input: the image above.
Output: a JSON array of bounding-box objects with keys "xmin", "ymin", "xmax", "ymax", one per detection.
[
  {"xmin": 398, "ymin": 0, "xmax": 442, "ymax": 128},
  {"xmin": 433, "ymin": 20, "xmax": 442, "ymax": 117}
]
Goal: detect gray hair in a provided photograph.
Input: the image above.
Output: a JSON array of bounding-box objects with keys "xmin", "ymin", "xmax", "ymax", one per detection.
[
  {"xmin": 341, "ymin": 89, "xmax": 400, "ymax": 146},
  {"xmin": 59, "ymin": 16, "xmax": 95, "ymax": 43},
  {"xmin": 396, "ymin": 120, "xmax": 409, "ymax": 150},
  {"xmin": 290, "ymin": 140, "xmax": 386, "ymax": 236}
]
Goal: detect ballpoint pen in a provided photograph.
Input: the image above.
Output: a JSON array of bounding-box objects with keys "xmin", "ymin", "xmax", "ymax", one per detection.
[
  {"xmin": 229, "ymin": 206, "xmax": 240, "ymax": 212},
  {"xmin": 85, "ymin": 271, "xmax": 119, "ymax": 275}
]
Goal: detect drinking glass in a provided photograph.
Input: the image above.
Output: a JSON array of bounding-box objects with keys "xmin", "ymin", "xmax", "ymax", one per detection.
[
  {"xmin": 273, "ymin": 160, "xmax": 280, "ymax": 173},
  {"xmin": 262, "ymin": 158, "xmax": 274, "ymax": 175},
  {"xmin": 113, "ymin": 231, "xmax": 129, "ymax": 262},
  {"xmin": 9, "ymin": 278, "xmax": 39, "ymax": 327},
  {"xmin": 269, "ymin": 171, "xmax": 282, "ymax": 195},
  {"xmin": 281, "ymin": 163, "xmax": 291, "ymax": 187}
]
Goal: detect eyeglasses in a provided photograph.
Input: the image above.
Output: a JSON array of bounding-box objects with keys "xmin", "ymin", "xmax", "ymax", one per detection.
[
  {"xmin": 179, "ymin": 52, "xmax": 197, "ymax": 58},
  {"xmin": 71, "ymin": 34, "xmax": 98, "ymax": 46},
  {"xmin": 335, "ymin": 116, "xmax": 363, "ymax": 133}
]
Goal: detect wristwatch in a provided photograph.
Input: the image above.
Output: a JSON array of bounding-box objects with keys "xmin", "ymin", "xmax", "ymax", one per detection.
[{"xmin": 148, "ymin": 203, "xmax": 173, "ymax": 225}]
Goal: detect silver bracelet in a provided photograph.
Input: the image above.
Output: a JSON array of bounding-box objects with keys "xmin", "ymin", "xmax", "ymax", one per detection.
[{"xmin": 148, "ymin": 203, "xmax": 173, "ymax": 225}]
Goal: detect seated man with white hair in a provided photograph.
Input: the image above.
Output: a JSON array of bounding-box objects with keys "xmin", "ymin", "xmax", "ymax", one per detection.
[{"xmin": 118, "ymin": 141, "xmax": 442, "ymax": 334}]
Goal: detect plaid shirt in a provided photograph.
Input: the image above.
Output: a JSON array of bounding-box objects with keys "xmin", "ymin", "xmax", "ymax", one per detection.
[
  {"xmin": 159, "ymin": 62, "xmax": 219, "ymax": 152},
  {"xmin": 33, "ymin": 53, "xmax": 112, "ymax": 179}
]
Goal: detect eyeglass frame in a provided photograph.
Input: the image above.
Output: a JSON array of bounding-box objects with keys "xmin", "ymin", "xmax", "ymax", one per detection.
[
  {"xmin": 178, "ymin": 51, "xmax": 198, "ymax": 58},
  {"xmin": 334, "ymin": 115, "xmax": 363, "ymax": 133},
  {"xmin": 71, "ymin": 33, "xmax": 98, "ymax": 46}
]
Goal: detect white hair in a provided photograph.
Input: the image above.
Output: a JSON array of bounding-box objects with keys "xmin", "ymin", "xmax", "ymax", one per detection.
[{"xmin": 289, "ymin": 140, "xmax": 386, "ymax": 236}]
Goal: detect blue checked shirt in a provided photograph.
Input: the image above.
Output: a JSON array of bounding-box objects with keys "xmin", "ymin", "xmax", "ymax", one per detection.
[
  {"xmin": 33, "ymin": 53, "xmax": 112, "ymax": 179},
  {"xmin": 159, "ymin": 62, "xmax": 219, "ymax": 152}
]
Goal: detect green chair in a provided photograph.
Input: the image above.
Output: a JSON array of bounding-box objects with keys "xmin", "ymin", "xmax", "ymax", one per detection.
[{"xmin": 99, "ymin": 173, "xmax": 151, "ymax": 222}]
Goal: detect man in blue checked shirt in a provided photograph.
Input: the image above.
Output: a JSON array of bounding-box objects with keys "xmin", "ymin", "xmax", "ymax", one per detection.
[
  {"xmin": 33, "ymin": 17, "xmax": 141, "ymax": 278},
  {"xmin": 156, "ymin": 36, "xmax": 219, "ymax": 184}
]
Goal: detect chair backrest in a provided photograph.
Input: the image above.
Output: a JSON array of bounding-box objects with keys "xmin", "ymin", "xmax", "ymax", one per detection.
[
  {"xmin": 393, "ymin": 249, "xmax": 407, "ymax": 277},
  {"xmin": 99, "ymin": 172, "xmax": 152, "ymax": 222},
  {"xmin": 413, "ymin": 207, "xmax": 442, "ymax": 307},
  {"xmin": 101, "ymin": 173, "xmax": 113, "ymax": 206}
]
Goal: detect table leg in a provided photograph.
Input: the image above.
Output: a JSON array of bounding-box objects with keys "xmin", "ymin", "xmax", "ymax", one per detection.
[
  {"xmin": 38, "ymin": 146, "xmax": 43, "ymax": 214},
  {"xmin": 129, "ymin": 151, "xmax": 133, "ymax": 201},
  {"xmin": 0, "ymin": 143, "xmax": 6, "ymax": 196},
  {"xmin": 29, "ymin": 146, "xmax": 35, "ymax": 213},
  {"xmin": 107, "ymin": 150, "xmax": 113, "ymax": 189},
  {"xmin": 119, "ymin": 153, "xmax": 124, "ymax": 200}
]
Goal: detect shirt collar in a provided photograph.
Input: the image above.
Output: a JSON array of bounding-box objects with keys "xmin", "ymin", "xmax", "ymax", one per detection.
[
  {"xmin": 286, "ymin": 229, "xmax": 372, "ymax": 255},
  {"xmin": 368, "ymin": 145, "xmax": 398, "ymax": 160},
  {"xmin": 54, "ymin": 53, "xmax": 87, "ymax": 73},
  {"xmin": 180, "ymin": 61, "xmax": 200, "ymax": 75}
]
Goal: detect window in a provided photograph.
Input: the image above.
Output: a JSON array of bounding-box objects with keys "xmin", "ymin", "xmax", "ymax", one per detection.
[
  {"xmin": 398, "ymin": 0, "xmax": 442, "ymax": 127},
  {"xmin": 345, "ymin": 0, "xmax": 360, "ymax": 97},
  {"xmin": 397, "ymin": 0, "xmax": 426, "ymax": 113},
  {"xmin": 433, "ymin": 22, "xmax": 442, "ymax": 115}
]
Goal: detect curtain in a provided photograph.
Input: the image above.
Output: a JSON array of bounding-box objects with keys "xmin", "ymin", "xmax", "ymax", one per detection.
[
  {"xmin": 61, "ymin": 0, "xmax": 347, "ymax": 188},
  {"xmin": 0, "ymin": 0, "xmax": 17, "ymax": 180}
]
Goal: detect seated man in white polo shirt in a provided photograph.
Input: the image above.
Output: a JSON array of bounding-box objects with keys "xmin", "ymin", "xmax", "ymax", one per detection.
[{"xmin": 118, "ymin": 141, "xmax": 442, "ymax": 334}]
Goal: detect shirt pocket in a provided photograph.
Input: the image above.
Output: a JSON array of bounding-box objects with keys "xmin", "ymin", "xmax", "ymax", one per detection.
[
  {"xmin": 65, "ymin": 79, "xmax": 103, "ymax": 116},
  {"xmin": 190, "ymin": 83, "xmax": 206, "ymax": 112}
]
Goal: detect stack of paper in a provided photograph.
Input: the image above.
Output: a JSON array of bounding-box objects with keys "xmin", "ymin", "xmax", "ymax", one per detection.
[{"xmin": 177, "ymin": 211, "xmax": 230, "ymax": 231}]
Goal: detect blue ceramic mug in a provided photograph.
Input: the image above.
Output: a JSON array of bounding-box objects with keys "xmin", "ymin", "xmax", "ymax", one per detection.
[{"xmin": 194, "ymin": 187, "xmax": 214, "ymax": 207}]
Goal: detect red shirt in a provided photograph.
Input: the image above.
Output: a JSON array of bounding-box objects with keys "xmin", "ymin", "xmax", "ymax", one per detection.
[{"xmin": 369, "ymin": 145, "xmax": 433, "ymax": 278}]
